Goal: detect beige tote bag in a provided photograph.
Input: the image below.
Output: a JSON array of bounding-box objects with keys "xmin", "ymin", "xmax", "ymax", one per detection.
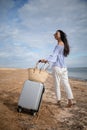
[{"xmin": 28, "ymin": 62, "xmax": 50, "ymax": 84}]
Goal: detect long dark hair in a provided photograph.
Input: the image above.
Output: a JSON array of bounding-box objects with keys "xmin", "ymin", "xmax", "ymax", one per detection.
[{"xmin": 57, "ymin": 30, "xmax": 70, "ymax": 57}]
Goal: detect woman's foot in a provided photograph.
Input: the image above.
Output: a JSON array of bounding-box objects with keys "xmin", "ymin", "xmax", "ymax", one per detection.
[
  {"xmin": 66, "ymin": 99, "xmax": 75, "ymax": 108},
  {"xmin": 66, "ymin": 103, "xmax": 73, "ymax": 108},
  {"xmin": 57, "ymin": 100, "xmax": 62, "ymax": 107}
]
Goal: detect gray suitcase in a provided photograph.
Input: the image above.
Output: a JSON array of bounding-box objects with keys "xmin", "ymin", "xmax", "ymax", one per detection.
[{"xmin": 17, "ymin": 80, "xmax": 45, "ymax": 115}]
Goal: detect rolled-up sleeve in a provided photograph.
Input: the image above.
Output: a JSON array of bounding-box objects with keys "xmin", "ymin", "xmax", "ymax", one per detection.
[{"xmin": 46, "ymin": 46, "xmax": 59, "ymax": 63}]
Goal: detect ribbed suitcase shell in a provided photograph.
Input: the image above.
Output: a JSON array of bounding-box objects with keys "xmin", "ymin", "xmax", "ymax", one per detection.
[{"xmin": 18, "ymin": 80, "xmax": 44, "ymax": 114}]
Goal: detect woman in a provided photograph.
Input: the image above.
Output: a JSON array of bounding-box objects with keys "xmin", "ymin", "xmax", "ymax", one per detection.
[{"xmin": 39, "ymin": 30, "xmax": 74, "ymax": 107}]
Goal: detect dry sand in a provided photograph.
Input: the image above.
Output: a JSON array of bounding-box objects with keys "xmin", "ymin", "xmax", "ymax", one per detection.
[{"xmin": 0, "ymin": 68, "xmax": 87, "ymax": 130}]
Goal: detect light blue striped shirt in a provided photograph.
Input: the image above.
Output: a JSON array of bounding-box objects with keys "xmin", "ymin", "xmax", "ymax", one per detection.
[{"xmin": 46, "ymin": 44, "xmax": 66, "ymax": 68}]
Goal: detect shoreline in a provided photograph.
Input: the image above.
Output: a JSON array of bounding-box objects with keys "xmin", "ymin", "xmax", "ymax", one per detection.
[
  {"xmin": 49, "ymin": 71, "xmax": 87, "ymax": 82},
  {"xmin": 69, "ymin": 76, "xmax": 87, "ymax": 82},
  {"xmin": 0, "ymin": 67, "xmax": 87, "ymax": 81}
]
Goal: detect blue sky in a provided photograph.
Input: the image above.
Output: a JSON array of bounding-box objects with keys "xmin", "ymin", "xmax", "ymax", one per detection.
[{"xmin": 0, "ymin": 0, "xmax": 87, "ymax": 68}]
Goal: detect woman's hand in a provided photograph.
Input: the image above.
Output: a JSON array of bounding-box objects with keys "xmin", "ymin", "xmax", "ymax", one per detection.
[{"xmin": 38, "ymin": 59, "xmax": 48, "ymax": 63}]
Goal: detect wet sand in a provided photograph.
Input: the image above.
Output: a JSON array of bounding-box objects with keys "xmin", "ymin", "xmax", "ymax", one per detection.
[{"xmin": 0, "ymin": 68, "xmax": 87, "ymax": 130}]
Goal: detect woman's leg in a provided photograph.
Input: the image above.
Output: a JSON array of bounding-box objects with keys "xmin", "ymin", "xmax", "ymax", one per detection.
[
  {"xmin": 61, "ymin": 68, "xmax": 74, "ymax": 106},
  {"xmin": 52, "ymin": 67, "xmax": 61, "ymax": 102}
]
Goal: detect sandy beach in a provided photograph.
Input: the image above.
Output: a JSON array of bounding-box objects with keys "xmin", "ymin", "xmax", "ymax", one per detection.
[{"xmin": 0, "ymin": 68, "xmax": 87, "ymax": 130}]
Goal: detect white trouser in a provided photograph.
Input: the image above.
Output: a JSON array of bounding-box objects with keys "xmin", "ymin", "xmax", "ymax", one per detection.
[{"xmin": 52, "ymin": 66, "xmax": 74, "ymax": 101}]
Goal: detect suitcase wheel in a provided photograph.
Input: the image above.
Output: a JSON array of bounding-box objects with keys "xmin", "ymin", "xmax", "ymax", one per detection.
[
  {"xmin": 30, "ymin": 110, "xmax": 36, "ymax": 116},
  {"xmin": 17, "ymin": 106, "xmax": 22, "ymax": 113},
  {"xmin": 32, "ymin": 112, "xmax": 36, "ymax": 116}
]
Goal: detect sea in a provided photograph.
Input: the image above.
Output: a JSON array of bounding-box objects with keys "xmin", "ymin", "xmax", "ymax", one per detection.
[
  {"xmin": 48, "ymin": 67, "xmax": 87, "ymax": 81},
  {"xmin": 68, "ymin": 67, "xmax": 87, "ymax": 81}
]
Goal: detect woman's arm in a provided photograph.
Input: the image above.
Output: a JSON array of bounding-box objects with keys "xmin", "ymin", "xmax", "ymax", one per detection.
[
  {"xmin": 45, "ymin": 45, "xmax": 58, "ymax": 63},
  {"xmin": 38, "ymin": 45, "xmax": 59, "ymax": 63}
]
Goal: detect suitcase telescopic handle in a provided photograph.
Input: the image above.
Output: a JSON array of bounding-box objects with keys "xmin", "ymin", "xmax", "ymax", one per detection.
[{"xmin": 35, "ymin": 61, "xmax": 50, "ymax": 70}]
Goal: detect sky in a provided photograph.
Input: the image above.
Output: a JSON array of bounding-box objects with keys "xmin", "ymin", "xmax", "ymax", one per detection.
[{"xmin": 0, "ymin": 0, "xmax": 87, "ymax": 68}]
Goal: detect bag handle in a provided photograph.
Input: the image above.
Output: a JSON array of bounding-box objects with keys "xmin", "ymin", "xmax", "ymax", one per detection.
[{"xmin": 35, "ymin": 61, "xmax": 50, "ymax": 70}]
